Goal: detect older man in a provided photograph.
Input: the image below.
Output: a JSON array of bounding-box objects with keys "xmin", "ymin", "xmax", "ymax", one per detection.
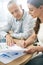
[{"xmin": 0, "ymin": 0, "xmax": 36, "ymax": 46}]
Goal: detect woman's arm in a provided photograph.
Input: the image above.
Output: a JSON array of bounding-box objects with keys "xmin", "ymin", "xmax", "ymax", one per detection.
[
  {"xmin": 36, "ymin": 46, "xmax": 43, "ymax": 52},
  {"xmin": 25, "ymin": 32, "xmax": 37, "ymax": 46},
  {"xmin": 20, "ymin": 32, "xmax": 37, "ymax": 48}
]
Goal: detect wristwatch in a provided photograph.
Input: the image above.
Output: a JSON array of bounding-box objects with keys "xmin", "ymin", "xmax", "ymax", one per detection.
[{"xmin": 33, "ymin": 43, "xmax": 37, "ymax": 46}]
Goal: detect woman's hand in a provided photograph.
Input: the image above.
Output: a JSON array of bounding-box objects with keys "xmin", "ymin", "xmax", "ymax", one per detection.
[
  {"xmin": 19, "ymin": 40, "xmax": 28, "ymax": 48},
  {"xmin": 20, "ymin": 32, "xmax": 37, "ymax": 48},
  {"xmin": 25, "ymin": 46, "xmax": 37, "ymax": 54},
  {"xmin": 6, "ymin": 34, "xmax": 16, "ymax": 46},
  {"xmin": 19, "ymin": 40, "xmax": 31, "ymax": 48}
]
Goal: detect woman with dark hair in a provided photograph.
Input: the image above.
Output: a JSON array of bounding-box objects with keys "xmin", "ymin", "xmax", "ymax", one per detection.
[
  {"xmin": 25, "ymin": 0, "xmax": 43, "ymax": 53},
  {"xmin": 21, "ymin": 0, "xmax": 43, "ymax": 47},
  {"xmin": 22, "ymin": 0, "xmax": 43, "ymax": 65}
]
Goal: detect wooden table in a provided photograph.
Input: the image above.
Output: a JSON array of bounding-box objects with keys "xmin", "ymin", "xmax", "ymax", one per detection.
[
  {"xmin": 0, "ymin": 54, "xmax": 32, "ymax": 65},
  {"xmin": 0, "ymin": 39, "xmax": 33, "ymax": 65}
]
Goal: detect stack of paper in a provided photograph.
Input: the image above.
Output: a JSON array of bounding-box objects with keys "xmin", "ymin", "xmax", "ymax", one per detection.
[
  {"xmin": 0, "ymin": 43, "xmax": 26, "ymax": 64},
  {"xmin": 0, "ymin": 43, "xmax": 26, "ymax": 53}
]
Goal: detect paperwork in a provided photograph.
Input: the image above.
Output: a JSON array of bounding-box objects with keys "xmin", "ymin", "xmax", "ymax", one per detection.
[{"xmin": 0, "ymin": 43, "xmax": 26, "ymax": 64}]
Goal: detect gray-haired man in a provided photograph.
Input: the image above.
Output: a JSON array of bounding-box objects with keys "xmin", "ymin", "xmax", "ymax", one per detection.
[{"xmin": 3, "ymin": 0, "xmax": 36, "ymax": 46}]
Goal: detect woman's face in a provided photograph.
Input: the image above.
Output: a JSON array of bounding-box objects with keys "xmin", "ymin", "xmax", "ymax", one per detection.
[{"xmin": 28, "ymin": 4, "xmax": 41, "ymax": 18}]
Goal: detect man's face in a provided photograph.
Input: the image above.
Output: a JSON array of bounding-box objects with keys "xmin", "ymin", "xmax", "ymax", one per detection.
[{"xmin": 8, "ymin": 3, "xmax": 23, "ymax": 20}]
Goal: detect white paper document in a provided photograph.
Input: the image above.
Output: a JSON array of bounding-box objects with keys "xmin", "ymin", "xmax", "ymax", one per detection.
[
  {"xmin": 0, "ymin": 43, "xmax": 27, "ymax": 53},
  {"xmin": 0, "ymin": 43, "xmax": 26, "ymax": 64}
]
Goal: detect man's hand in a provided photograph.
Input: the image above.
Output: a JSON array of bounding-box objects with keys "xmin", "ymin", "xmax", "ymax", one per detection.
[{"xmin": 6, "ymin": 34, "xmax": 16, "ymax": 46}]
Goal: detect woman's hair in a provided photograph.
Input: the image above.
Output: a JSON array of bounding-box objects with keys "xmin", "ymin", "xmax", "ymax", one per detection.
[
  {"xmin": 27, "ymin": 0, "xmax": 43, "ymax": 34},
  {"xmin": 34, "ymin": 18, "xmax": 41, "ymax": 34},
  {"xmin": 27, "ymin": 0, "xmax": 43, "ymax": 8}
]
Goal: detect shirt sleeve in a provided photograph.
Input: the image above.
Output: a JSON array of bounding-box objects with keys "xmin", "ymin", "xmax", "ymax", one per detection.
[
  {"xmin": 0, "ymin": 31, "xmax": 7, "ymax": 38},
  {"xmin": 0, "ymin": 15, "xmax": 13, "ymax": 38}
]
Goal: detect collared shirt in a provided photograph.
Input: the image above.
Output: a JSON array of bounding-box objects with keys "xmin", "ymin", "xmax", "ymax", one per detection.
[{"xmin": 0, "ymin": 10, "xmax": 36, "ymax": 40}]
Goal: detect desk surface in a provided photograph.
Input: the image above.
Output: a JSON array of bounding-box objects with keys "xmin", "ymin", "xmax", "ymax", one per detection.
[
  {"xmin": 0, "ymin": 53, "xmax": 32, "ymax": 65},
  {"xmin": 0, "ymin": 39, "xmax": 33, "ymax": 65}
]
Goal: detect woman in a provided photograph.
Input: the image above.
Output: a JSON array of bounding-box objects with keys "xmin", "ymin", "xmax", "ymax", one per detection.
[
  {"xmin": 21, "ymin": 0, "xmax": 43, "ymax": 48},
  {"xmin": 24, "ymin": 0, "xmax": 43, "ymax": 65}
]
